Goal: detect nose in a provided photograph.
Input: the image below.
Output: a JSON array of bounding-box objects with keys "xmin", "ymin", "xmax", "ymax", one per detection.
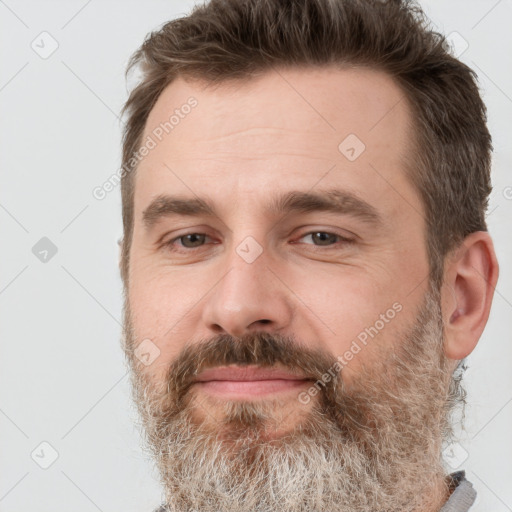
[{"xmin": 200, "ymin": 243, "xmax": 294, "ymax": 339}]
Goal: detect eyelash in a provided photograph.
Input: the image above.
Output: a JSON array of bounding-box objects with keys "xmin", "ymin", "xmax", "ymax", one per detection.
[{"xmin": 162, "ymin": 231, "xmax": 355, "ymax": 253}]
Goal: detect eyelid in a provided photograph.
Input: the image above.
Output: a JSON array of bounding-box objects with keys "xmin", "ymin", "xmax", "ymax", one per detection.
[
  {"xmin": 162, "ymin": 228, "xmax": 355, "ymax": 254},
  {"xmin": 164, "ymin": 232, "xmax": 215, "ymax": 250},
  {"xmin": 292, "ymin": 230, "xmax": 355, "ymax": 247},
  {"xmin": 292, "ymin": 224, "xmax": 356, "ymax": 239},
  {"xmin": 157, "ymin": 225, "xmax": 217, "ymax": 245}
]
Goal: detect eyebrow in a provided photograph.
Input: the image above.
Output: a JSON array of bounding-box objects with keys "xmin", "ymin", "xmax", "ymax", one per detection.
[{"xmin": 142, "ymin": 189, "xmax": 382, "ymax": 231}]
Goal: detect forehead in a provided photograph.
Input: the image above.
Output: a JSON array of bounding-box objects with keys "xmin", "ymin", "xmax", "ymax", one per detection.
[
  {"xmin": 143, "ymin": 65, "xmax": 411, "ymax": 152},
  {"xmin": 135, "ymin": 65, "xmax": 420, "ymax": 224}
]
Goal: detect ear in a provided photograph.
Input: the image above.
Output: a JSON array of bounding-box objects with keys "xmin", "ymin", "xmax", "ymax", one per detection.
[
  {"xmin": 117, "ymin": 237, "xmax": 123, "ymax": 272},
  {"xmin": 441, "ymin": 231, "xmax": 499, "ymax": 360}
]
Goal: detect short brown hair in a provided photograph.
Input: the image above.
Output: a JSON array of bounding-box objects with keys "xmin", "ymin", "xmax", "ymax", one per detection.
[{"xmin": 120, "ymin": 0, "xmax": 492, "ymax": 290}]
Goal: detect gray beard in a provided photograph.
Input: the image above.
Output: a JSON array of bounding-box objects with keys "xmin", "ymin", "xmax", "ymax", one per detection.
[{"xmin": 123, "ymin": 286, "xmax": 464, "ymax": 512}]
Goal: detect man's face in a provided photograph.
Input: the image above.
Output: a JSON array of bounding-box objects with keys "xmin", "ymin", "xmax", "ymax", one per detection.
[{"xmin": 123, "ymin": 67, "xmax": 456, "ymax": 511}]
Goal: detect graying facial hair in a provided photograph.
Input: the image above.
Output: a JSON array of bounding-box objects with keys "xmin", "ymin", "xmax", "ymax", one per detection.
[{"xmin": 123, "ymin": 286, "xmax": 463, "ymax": 512}]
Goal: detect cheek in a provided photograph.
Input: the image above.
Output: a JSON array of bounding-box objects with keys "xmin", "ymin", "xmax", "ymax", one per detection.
[
  {"xmin": 286, "ymin": 266, "xmax": 386, "ymax": 346},
  {"xmin": 128, "ymin": 270, "xmax": 193, "ymax": 373},
  {"xmin": 292, "ymin": 265, "xmax": 411, "ymax": 374},
  {"xmin": 129, "ymin": 248, "xmax": 193, "ymax": 325}
]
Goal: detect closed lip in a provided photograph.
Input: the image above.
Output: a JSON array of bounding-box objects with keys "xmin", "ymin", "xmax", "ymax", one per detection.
[{"xmin": 194, "ymin": 365, "xmax": 311, "ymax": 382}]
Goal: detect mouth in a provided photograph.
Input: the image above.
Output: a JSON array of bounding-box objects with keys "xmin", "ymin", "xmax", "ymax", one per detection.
[{"xmin": 192, "ymin": 365, "xmax": 313, "ymax": 398}]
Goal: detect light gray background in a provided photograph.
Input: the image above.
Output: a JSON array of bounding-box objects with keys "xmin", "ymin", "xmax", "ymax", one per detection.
[{"xmin": 0, "ymin": 1, "xmax": 511, "ymax": 511}]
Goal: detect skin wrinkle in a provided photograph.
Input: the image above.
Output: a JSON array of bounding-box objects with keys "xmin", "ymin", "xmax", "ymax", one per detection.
[
  {"xmin": 123, "ymin": 282, "xmax": 458, "ymax": 512},
  {"xmin": 117, "ymin": 0, "xmax": 501, "ymax": 506},
  {"xmin": 122, "ymin": 67, "xmax": 483, "ymax": 512}
]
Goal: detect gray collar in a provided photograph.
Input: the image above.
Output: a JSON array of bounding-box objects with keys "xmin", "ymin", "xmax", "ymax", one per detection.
[{"xmin": 439, "ymin": 470, "xmax": 477, "ymax": 512}]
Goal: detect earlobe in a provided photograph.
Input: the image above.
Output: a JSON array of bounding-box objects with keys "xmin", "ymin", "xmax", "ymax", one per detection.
[
  {"xmin": 118, "ymin": 237, "xmax": 123, "ymax": 270},
  {"xmin": 442, "ymin": 231, "xmax": 499, "ymax": 360}
]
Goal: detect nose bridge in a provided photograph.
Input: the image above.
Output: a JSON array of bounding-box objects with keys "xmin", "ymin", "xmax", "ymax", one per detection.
[{"xmin": 201, "ymin": 235, "xmax": 292, "ymax": 337}]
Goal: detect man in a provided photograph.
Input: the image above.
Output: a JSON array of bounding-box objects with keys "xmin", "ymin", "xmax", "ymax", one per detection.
[{"xmin": 118, "ymin": 0, "xmax": 499, "ymax": 510}]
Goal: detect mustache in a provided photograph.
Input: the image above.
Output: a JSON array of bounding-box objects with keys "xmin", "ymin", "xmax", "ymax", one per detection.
[
  {"xmin": 165, "ymin": 332, "xmax": 341, "ymax": 402},
  {"xmin": 145, "ymin": 330, "xmax": 388, "ymax": 449}
]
